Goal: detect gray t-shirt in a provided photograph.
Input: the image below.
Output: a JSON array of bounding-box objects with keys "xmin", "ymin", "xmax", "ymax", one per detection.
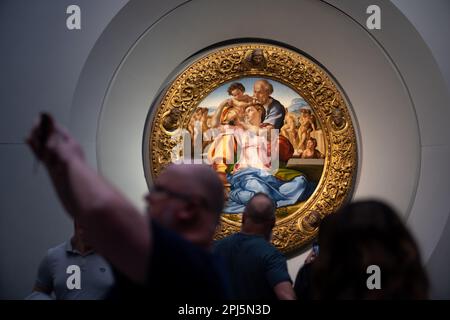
[{"xmin": 27, "ymin": 241, "xmax": 114, "ymax": 300}]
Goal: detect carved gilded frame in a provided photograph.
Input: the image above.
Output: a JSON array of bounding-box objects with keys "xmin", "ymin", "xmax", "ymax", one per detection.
[{"xmin": 144, "ymin": 43, "xmax": 357, "ymax": 254}]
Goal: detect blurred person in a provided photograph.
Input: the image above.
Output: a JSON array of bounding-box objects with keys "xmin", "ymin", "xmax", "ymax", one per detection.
[
  {"xmin": 26, "ymin": 220, "xmax": 114, "ymax": 300},
  {"xmin": 214, "ymin": 193, "xmax": 296, "ymax": 300},
  {"xmin": 26, "ymin": 113, "xmax": 229, "ymax": 300},
  {"xmin": 293, "ymin": 243, "xmax": 318, "ymax": 300},
  {"xmin": 294, "ymin": 212, "xmax": 322, "ymax": 300},
  {"xmin": 311, "ymin": 200, "xmax": 429, "ymax": 299}
]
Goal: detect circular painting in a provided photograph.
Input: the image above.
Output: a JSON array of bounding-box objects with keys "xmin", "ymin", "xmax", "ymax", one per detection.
[{"xmin": 143, "ymin": 43, "xmax": 357, "ymax": 254}]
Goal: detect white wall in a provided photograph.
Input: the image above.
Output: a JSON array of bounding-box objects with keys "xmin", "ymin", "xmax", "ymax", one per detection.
[
  {"xmin": 1, "ymin": 0, "xmax": 449, "ymax": 299},
  {"xmin": 391, "ymin": 0, "xmax": 450, "ymax": 299},
  {"xmin": 0, "ymin": 0, "xmax": 129, "ymax": 299}
]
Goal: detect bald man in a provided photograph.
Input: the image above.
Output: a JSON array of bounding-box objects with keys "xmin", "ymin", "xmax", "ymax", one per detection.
[
  {"xmin": 213, "ymin": 193, "xmax": 296, "ymax": 300},
  {"xmin": 27, "ymin": 114, "xmax": 229, "ymax": 300},
  {"xmin": 253, "ymin": 79, "xmax": 286, "ymax": 130}
]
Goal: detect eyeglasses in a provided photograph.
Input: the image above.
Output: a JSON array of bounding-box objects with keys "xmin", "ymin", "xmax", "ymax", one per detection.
[{"xmin": 149, "ymin": 184, "xmax": 209, "ymax": 209}]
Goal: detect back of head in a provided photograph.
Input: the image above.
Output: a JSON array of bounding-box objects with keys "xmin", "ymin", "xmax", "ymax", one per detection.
[
  {"xmin": 242, "ymin": 193, "xmax": 276, "ymax": 237},
  {"xmin": 312, "ymin": 200, "xmax": 429, "ymax": 299}
]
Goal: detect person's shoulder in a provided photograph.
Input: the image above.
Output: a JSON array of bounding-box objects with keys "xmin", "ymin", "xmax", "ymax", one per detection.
[
  {"xmin": 270, "ymin": 98, "xmax": 283, "ymax": 106},
  {"xmin": 258, "ymin": 240, "xmax": 286, "ymax": 258},
  {"xmin": 47, "ymin": 242, "xmax": 67, "ymax": 257},
  {"xmin": 269, "ymin": 98, "xmax": 286, "ymax": 112},
  {"xmin": 213, "ymin": 233, "xmax": 238, "ymax": 249},
  {"xmin": 40, "ymin": 241, "xmax": 68, "ymax": 267},
  {"xmin": 240, "ymin": 235, "xmax": 273, "ymax": 252}
]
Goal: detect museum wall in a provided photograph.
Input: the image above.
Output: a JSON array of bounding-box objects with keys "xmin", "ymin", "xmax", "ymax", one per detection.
[{"xmin": 0, "ymin": 0, "xmax": 449, "ymax": 299}]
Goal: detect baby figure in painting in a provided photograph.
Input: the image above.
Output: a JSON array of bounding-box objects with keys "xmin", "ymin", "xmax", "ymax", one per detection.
[
  {"xmin": 227, "ymin": 82, "xmax": 254, "ymax": 110},
  {"xmin": 211, "ymin": 82, "xmax": 254, "ymax": 128}
]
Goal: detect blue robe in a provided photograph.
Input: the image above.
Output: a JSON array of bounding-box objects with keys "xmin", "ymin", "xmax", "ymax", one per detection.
[
  {"xmin": 263, "ymin": 98, "xmax": 286, "ymax": 130},
  {"xmin": 224, "ymin": 167, "xmax": 311, "ymax": 213}
]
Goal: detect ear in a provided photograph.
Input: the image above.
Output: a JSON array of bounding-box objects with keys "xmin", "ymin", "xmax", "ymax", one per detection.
[{"xmin": 269, "ymin": 217, "xmax": 275, "ymax": 229}]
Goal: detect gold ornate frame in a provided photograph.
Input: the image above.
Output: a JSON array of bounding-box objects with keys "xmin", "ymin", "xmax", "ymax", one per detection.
[{"xmin": 144, "ymin": 43, "xmax": 357, "ymax": 254}]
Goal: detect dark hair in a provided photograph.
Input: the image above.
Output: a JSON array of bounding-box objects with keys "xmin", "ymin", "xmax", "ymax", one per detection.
[
  {"xmin": 243, "ymin": 193, "xmax": 275, "ymax": 224},
  {"xmin": 307, "ymin": 137, "xmax": 317, "ymax": 147},
  {"xmin": 312, "ymin": 200, "xmax": 429, "ymax": 299},
  {"xmin": 227, "ymin": 82, "xmax": 246, "ymax": 95}
]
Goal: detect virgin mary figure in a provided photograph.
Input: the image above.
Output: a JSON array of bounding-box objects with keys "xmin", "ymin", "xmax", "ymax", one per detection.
[{"xmin": 208, "ymin": 103, "xmax": 312, "ymax": 213}]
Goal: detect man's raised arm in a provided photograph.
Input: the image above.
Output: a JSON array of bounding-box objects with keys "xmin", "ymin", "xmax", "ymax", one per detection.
[{"xmin": 26, "ymin": 114, "xmax": 150, "ymax": 284}]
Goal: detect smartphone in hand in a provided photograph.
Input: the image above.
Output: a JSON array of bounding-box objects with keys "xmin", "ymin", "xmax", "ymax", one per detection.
[
  {"xmin": 312, "ymin": 242, "xmax": 319, "ymax": 256},
  {"xmin": 39, "ymin": 113, "xmax": 53, "ymax": 147}
]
